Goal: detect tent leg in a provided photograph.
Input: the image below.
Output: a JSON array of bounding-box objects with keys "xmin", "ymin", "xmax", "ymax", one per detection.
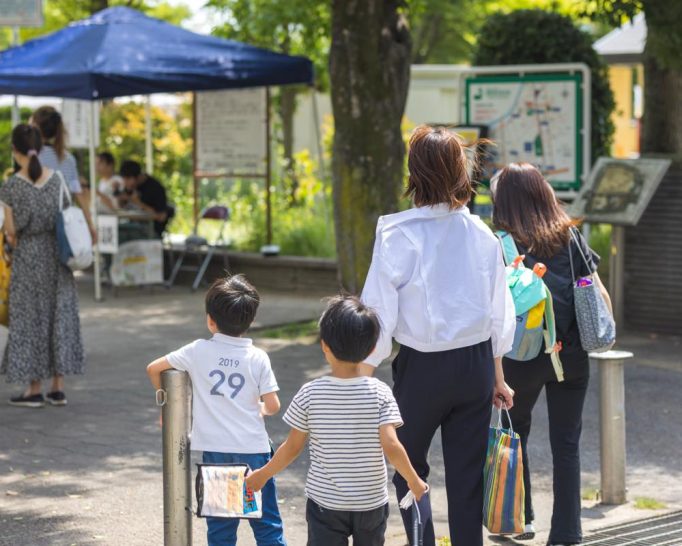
[
  {"xmin": 10, "ymin": 28, "xmax": 20, "ymax": 128},
  {"xmin": 145, "ymin": 96, "xmax": 153, "ymax": 173},
  {"xmin": 89, "ymin": 101, "xmax": 102, "ymax": 302}
]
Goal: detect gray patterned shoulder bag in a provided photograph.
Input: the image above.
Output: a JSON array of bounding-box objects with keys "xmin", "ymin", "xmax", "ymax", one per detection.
[{"xmin": 568, "ymin": 229, "xmax": 616, "ymax": 353}]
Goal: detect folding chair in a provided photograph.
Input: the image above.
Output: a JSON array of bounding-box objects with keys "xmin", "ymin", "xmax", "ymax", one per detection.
[{"xmin": 166, "ymin": 205, "xmax": 230, "ymax": 291}]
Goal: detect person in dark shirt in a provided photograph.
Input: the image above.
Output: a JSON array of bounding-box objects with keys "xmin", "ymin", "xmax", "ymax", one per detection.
[
  {"xmin": 491, "ymin": 163, "xmax": 613, "ymax": 546},
  {"xmin": 119, "ymin": 160, "xmax": 168, "ymax": 237}
]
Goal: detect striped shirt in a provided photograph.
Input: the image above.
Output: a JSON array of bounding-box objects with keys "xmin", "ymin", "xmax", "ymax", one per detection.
[
  {"xmin": 39, "ymin": 145, "xmax": 82, "ymax": 194},
  {"xmin": 283, "ymin": 375, "xmax": 403, "ymax": 511}
]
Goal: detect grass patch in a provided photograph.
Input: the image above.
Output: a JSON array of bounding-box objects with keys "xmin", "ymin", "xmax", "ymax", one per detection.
[
  {"xmin": 255, "ymin": 320, "xmax": 319, "ymax": 340},
  {"xmin": 634, "ymin": 497, "xmax": 667, "ymax": 510},
  {"xmin": 582, "ymin": 487, "xmax": 600, "ymax": 501},
  {"xmin": 437, "ymin": 538, "xmax": 452, "ymax": 546}
]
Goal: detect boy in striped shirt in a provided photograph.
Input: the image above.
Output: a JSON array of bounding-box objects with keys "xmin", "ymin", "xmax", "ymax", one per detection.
[{"xmin": 246, "ymin": 295, "xmax": 427, "ymax": 546}]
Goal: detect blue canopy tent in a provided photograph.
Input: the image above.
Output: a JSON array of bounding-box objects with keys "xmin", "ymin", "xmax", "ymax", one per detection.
[
  {"xmin": 0, "ymin": 7, "xmax": 313, "ymax": 99},
  {"xmin": 0, "ymin": 7, "xmax": 314, "ymax": 299}
]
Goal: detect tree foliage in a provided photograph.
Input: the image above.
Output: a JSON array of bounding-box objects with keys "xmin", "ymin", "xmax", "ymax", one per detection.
[
  {"xmin": 208, "ymin": 0, "xmax": 330, "ymax": 89},
  {"xmin": 473, "ymin": 9, "xmax": 616, "ymax": 162}
]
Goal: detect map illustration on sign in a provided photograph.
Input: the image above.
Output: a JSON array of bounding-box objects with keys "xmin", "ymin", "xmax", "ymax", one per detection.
[
  {"xmin": 570, "ymin": 157, "xmax": 671, "ymax": 226},
  {"xmin": 465, "ymin": 74, "xmax": 582, "ymax": 191}
]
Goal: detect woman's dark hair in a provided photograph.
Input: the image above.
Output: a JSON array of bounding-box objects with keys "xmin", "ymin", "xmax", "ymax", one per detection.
[
  {"xmin": 97, "ymin": 152, "xmax": 115, "ymax": 166},
  {"xmin": 492, "ymin": 163, "xmax": 575, "ymax": 258},
  {"xmin": 120, "ymin": 160, "xmax": 142, "ymax": 178},
  {"xmin": 205, "ymin": 274, "xmax": 260, "ymax": 336},
  {"xmin": 32, "ymin": 106, "xmax": 67, "ymax": 161},
  {"xmin": 319, "ymin": 295, "xmax": 380, "ymax": 363},
  {"xmin": 12, "ymin": 124, "xmax": 43, "ymax": 183},
  {"xmin": 406, "ymin": 124, "xmax": 474, "ymax": 209}
]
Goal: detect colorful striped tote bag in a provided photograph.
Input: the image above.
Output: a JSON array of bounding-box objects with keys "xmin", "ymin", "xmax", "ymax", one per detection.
[{"xmin": 483, "ymin": 405, "xmax": 525, "ymax": 534}]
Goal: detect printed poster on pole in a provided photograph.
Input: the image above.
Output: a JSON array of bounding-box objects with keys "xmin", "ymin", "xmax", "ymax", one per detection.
[
  {"xmin": 194, "ymin": 88, "xmax": 267, "ymax": 177},
  {"xmin": 465, "ymin": 73, "xmax": 583, "ymax": 192},
  {"xmin": 62, "ymin": 99, "xmax": 100, "ymax": 149}
]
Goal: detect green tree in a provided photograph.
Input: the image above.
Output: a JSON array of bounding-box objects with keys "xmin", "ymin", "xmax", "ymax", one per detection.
[
  {"xmin": 473, "ymin": 9, "xmax": 616, "ymax": 162},
  {"xmin": 583, "ymin": 0, "xmax": 682, "ymax": 155},
  {"xmin": 330, "ymin": 0, "xmax": 411, "ymax": 291},
  {"xmin": 208, "ymin": 0, "xmax": 330, "ymax": 178}
]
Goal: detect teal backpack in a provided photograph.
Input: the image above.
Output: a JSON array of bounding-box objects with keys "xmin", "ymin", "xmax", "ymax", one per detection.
[{"xmin": 496, "ymin": 231, "xmax": 564, "ymax": 381}]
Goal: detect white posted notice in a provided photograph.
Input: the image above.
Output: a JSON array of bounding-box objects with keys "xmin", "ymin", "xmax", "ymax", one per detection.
[{"xmin": 195, "ymin": 88, "xmax": 267, "ymax": 176}]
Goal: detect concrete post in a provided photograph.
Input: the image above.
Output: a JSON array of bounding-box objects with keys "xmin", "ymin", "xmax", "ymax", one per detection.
[
  {"xmin": 159, "ymin": 369, "xmax": 192, "ymax": 545},
  {"xmin": 590, "ymin": 350, "xmax": 634, "ymax": 505}
]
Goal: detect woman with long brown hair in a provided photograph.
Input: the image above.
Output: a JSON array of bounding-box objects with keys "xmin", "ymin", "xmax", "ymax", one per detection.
[
  {"xmin": 361, "ymin": 125, "xmax": 516, "ymax": 546},
  {"xmin": 31, "ymin": 106, "xmax": 97, "ymax": 242},
  {"xmin": 492, "ymin": 163, "xmax": 612, "ymax": 545}
]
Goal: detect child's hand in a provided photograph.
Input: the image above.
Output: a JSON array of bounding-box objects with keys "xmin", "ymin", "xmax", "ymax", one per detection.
[
  {"xmin": 408, "ymin": 477, "xmax": 429, "ymax": 501},
  {"xmin": 245, "ymin": 469, "xmax": 268, "ymax": 492}
]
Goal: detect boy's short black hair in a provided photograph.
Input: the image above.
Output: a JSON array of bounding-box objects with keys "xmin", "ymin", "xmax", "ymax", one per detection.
[
  {"xmin": 120, "ymin": 160, "xmax": 142, "ymax": 178},
  {"xmin": 205, "ymin": 274, "xmax": 260, "ymax": 337},
  {"xmin": 319, "ymin": 295, "xmax": 380, "ymax": 363},
  {"xmin": 97, "ymin": 151, "xmax": 115, "ymax": 166}
]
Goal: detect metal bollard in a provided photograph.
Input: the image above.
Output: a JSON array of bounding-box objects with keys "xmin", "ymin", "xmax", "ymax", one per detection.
[
  {"xmin": 590, "ymin": 350, "xmax": 634, "ymax": 505},
  {"xmin": 158, "ymin": 370, "xmax": 192, "ymax": 545}
]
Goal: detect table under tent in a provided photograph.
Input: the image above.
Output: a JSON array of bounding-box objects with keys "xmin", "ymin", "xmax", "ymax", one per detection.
[{"xmin": 0, "ymin": 7, "xmax": 314, "ymax": 299}]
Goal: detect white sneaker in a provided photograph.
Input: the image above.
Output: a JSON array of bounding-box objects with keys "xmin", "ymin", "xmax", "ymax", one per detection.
[{"xmin": 514, "ymin": 523, "xmax": 536, "ymax": 540}]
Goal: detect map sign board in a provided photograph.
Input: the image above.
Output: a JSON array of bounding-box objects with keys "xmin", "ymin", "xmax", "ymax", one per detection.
[
  {"xmin": 195, "ymin": 88, "xmax": 267, "ymax": 176},
  {"xmin": 0, "ymin": 0, "xmax": 43, "ymax": 27},
  {"xmin": 465, "ymin": 74, "xmax": 583, "ymax": 191},
  {"xmin": 569, "ymin": 157, "xmax": 671, "ymax": 226}
]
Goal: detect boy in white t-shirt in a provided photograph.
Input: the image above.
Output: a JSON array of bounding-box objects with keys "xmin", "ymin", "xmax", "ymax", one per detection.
[
  {"xmin": 147, "ymin": 275, "xmax": 285, "ymax": 546},
  {"xmin": 246, "ymin": 295, "xmax": 427, "ymax": 546}
]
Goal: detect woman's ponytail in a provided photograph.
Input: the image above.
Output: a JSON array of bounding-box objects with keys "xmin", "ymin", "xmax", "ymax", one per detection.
[
  {"xmin": 12, "ymin": 124, "xmax": 44, "ymax": 183},
  {"xmin": 27, "ymin": 151, "xmax": 42, "ymax": 183}
]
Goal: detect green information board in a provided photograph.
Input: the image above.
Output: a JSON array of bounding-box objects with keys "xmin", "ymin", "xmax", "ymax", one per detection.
[{"xmin": 465, "ymin": 73, "xmax": 583, "ymax": 191}]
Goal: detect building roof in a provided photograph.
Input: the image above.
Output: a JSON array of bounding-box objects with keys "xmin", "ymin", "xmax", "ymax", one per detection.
[{"xmin": 594, "ymin": 13, "xmax": 646, "ymax": 64}]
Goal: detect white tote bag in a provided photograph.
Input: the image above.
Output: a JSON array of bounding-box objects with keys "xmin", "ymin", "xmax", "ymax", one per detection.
[{"xmin": 56, "ymin": 173, "xmax": 93, "ymax": 271}]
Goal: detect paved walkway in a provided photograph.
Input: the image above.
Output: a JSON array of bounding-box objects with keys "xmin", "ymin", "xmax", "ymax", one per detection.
[{"xmin": 0, "ymin": 283, "xmax": 680, "ymax": 545}]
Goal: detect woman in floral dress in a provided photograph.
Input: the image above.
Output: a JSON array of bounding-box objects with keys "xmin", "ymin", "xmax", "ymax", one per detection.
[{"xmin": 3, "ymin": 124, "xmax": 84, "ymax": 408}]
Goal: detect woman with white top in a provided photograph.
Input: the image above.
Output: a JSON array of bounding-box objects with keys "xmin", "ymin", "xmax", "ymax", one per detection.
[
  {"xmin": 31, "ymin": 106, "xmax": 97, "ymax": 242},
  {"xmin": 361, "ymin": 125, "xmax": 516, "ymax": 546}
]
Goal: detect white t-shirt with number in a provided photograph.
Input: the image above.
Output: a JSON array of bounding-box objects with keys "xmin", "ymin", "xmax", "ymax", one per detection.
[{"xmin": 166, "ymin": 333, "xmax": 279, "ymax": 454}]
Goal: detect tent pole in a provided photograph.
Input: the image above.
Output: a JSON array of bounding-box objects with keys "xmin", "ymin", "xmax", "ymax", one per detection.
[
  {"xmin": 265, "ymin": 87, "xmax": 272, "ymax": 246},
  {"xmin": 10, "ymin": 27, "xmax": 20, "ymax": 128},
  {"xmin": 311, "ymin": 89, "xmax": 332, "ymax": 248},
  {"xmin": 89, "ymin": 100, "xmax": 102, "ymax": 302},
  {"xmin": 145, "ymin": 96, "xmax": 153, "ymax": 173}
]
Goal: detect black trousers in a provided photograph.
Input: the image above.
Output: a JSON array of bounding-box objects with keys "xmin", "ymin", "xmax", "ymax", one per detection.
[
  {"xmin": 392, "ymin": 341, "xmax": 494, "ymax": 546},
  {"xmin": 502, "ymin": 351, "xmax": 589, "ymax": 544},
  {"xmin": 306, "ymin": 499, "xmax": 388, "ymax": 546}
]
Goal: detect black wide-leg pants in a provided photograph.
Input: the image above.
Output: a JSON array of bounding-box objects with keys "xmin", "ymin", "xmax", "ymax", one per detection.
[
  {"xmin": 502, "ymin": 351, "xmax": 589, "ymax": 545},
  {"xmin": 392, "ymin": 340, "xmax": 494, "ymax": 546}
]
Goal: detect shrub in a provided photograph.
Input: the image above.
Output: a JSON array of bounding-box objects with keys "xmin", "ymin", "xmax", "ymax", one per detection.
[{"xmin": 472, "ymin": 9, "xmax": 616, "ymax": 163}]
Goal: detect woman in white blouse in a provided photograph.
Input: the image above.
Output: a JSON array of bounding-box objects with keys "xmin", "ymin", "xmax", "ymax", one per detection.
[{"xmin": 361, "ymin": 125, "xmax": 516, "ymax": 546}]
